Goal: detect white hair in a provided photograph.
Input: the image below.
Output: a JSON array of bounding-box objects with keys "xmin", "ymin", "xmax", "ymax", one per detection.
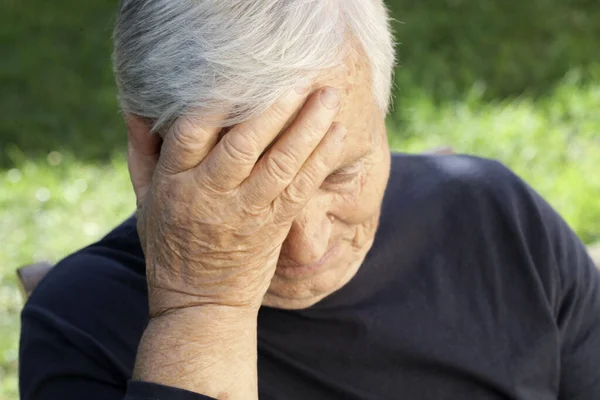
[{"xmin": 113, "ymin": 0, "xmax": 395, "ymax": 133}]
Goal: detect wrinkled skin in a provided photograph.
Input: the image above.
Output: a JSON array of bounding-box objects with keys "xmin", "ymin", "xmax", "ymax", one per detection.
[{"xmin": 127, "ymin": 49, "xmax": 391, "ymax": 314}]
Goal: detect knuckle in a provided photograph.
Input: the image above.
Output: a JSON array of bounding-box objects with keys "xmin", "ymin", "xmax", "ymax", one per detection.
[
  {"xmin": 280, "ymin": 185, "xmax": 303, "ymax": 207},
  {"xmin": 299, "ymin": 165, "xmax": 320, "ymax": 188},
  {"xmin": 242, "ymin": 200, "xmax": 271, "ymax": 219},
  {"xmin": 162, "ymin": 119, "xmax": 197, "ymax": 170},
  {"xmin": 282, "ymin": 172, "xmax": 313, "ymax": 205},
  {"xmin": 170, "ymin": 118, "xmax": 194, "ymax": 147},
  {"xmin": 266, "ymin": 102, "xmax": 290, "ymax": 123},
  {"xmin": 308, "ymin": 151, "xmax": 329, "ymax": 171},
  {"xmin": 221, "ymin": 130, "xmax": 257, "ymax": 162},
  {"xmin": 265, "ymin": 148, "xmax": 298, "ymax": 181}
]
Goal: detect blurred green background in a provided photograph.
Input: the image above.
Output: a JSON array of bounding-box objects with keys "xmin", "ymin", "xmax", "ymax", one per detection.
[{"xmin": 1, "ymin": 0, "xmax": 599, "ymax": 398}]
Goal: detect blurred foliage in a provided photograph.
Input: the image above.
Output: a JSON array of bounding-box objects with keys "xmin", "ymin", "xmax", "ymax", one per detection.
[
  {"xmin": 0, "ymin": 0, "xmax": 123, "ymax": 166},
  {"xmin": 0, "ymin": 0, "xmax": 599, "ymax": 398},
  {"xmin": 1, "ymin": 0, "xmax": 600, "ymax": 165},
  {"xmin": 387, "ymin": 0, "xmax": 600, "ymax": 104}
]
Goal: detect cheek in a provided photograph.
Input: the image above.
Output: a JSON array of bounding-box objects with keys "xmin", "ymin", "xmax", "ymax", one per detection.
[{"xmin": 333, "ymin": 162, "xmax": 389, "ymax": 225}]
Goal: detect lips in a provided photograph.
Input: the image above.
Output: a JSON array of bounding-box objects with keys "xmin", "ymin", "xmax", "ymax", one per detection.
[{"xmin": 276, "ymin": 241, "xmax": 341, "ymax": 279}]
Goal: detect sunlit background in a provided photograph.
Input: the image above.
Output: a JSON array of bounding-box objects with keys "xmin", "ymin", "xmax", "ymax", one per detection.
[{"xmin": 1, "ymin": 1, "xmax": 599, "ymax": 398}]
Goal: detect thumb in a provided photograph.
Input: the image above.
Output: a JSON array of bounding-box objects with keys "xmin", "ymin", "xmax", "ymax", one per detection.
[{"xmin": 125, "ymin": 114, "xmax": 161, "ymax": 207}]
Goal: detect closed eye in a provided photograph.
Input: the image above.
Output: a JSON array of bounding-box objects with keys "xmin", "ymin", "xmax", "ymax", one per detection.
[{"xmin": 323, "ymin": 165, "xmax": 361, "ymax": 185}]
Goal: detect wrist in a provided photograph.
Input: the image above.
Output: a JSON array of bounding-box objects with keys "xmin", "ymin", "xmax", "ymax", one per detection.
[
  {"xmin": 147, "ymin": 283, "xmax": 265, "ymax": 318},
  {"xmin": 151, "ymin": 304, "xmax": 259, "ymax": 328},
  {"xmin": 133, "ymin": 305, "xmax": 259, "ymax": 397}
]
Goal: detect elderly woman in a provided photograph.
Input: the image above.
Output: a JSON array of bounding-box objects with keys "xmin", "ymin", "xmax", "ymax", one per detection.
[{"xmin": 19, "ymin": 1, "xmax": 600, "ymax": 400}]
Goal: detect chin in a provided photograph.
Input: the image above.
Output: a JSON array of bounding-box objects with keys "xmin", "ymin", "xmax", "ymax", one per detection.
[{"xmin": 261, "ymin": 251, "xmax": 369, "ymax": 310}]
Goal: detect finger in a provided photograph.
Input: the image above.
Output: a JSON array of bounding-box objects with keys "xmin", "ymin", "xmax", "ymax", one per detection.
[
  {"xmin": 198, "ymin": 82, "xmax": 312, "ymax": 189},
  {"xmin": 240, "ymin": 87, "xmax": 342, "ymax": 206},
  {"xmin": 125, "ymin": 114, "xmax": 161, "ymax": 206},
  {"xmin": 158, "ymin": 115, "xmax": 223, "ymax": 175},
  {"xmin": 275, "ymin": 123, "xmax": 347, "ymax": 219}
]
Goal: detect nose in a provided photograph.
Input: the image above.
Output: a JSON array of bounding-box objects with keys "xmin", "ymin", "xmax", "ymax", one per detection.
[{"xmin": 280, "ymin": 198, "xmax": 334, "ymax": 266}]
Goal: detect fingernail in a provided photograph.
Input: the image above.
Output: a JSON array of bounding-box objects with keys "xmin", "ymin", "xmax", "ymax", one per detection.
[
  {"xmin": 321, "ymin": 88, "xmax": 340, "ymax": 109},
  {"xmin": 294, "ymin": 79, "xmax": 311, "ymax": 94}
]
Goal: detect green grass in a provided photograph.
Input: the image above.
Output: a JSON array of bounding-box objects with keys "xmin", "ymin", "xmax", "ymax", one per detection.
[
  {"xmin": 0, "ymin": 157, "xmax": 134, "ymax": 400},
  {"xmin": 1, "ymin": 0, "xmax": 599, "ymax": 398}
]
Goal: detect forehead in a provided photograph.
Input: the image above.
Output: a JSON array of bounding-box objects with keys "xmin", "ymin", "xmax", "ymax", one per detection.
[{"xmin": 314, "ymin": 47, "xmax": 379, "ymax": 164}]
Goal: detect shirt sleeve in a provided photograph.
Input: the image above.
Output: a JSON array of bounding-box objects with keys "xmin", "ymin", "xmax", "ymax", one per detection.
[
  {"xmin": 479, "ymin": 160, "xmax": 600, "ymax": 398},
  {"xmin": 546, "ymin": 205, "xmax": 600, "ymax": 398},
  {"xmin": 18, "ymin": 250, "xmax": 217, "ymax": 400},
  {"xmin": 516, "ymin": 176, "xmax": 600, "ymax": 399}
]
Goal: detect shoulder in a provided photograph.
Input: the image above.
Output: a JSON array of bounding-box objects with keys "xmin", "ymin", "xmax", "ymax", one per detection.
[
  {"xmin": 382, "ymin": 152, "xmax": 593, "ymax": 298},
  {"xmin": 383, "ymin": 153, "xmax": 538, "ymax": 230},
  {"xmin": 20, "ymin": 217, "xmax": 148, "ymax": 380},
  {"xmin": 388, "ymin": 153, "xmax": 585, "ymax": 255},
  {"xmin": 387, "ymin": 152, "xmax": 526, "ymax": 202},
  {"xmin": 383, "ymin": 153, "xmax": 573, "ymax": 283}
]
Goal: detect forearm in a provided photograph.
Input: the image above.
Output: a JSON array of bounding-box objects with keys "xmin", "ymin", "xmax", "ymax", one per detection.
[{"xmin": 133, "ymin": 306, "xmax": 259, "ymax": 400}]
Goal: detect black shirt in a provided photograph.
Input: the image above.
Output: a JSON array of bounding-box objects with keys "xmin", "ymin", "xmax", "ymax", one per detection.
[{"xmin": 19, "ymin": 153, "xmax": 600, "ymax": 399}]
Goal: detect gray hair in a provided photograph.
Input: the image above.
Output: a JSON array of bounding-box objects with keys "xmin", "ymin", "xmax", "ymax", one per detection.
[{"xmin": 113, "ymin": 0, "xmax": 395, "ymax": 133}]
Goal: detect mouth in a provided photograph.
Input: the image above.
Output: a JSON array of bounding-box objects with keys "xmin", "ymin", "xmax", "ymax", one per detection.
[{"xmin": 275, "ymin": 241, "xmax": 341, "ymax": 280}]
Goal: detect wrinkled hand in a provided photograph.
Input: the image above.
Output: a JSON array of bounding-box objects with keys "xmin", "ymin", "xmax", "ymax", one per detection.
[{"xmin": 126, "ymin": 86, "xmax": 346, "ymax": 317}]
